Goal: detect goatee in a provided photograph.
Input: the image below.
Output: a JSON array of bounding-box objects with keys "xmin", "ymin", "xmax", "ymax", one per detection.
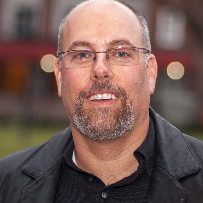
[{"xmin": 72, "ymin": 81, "xmax": 134, "ymax": 141}]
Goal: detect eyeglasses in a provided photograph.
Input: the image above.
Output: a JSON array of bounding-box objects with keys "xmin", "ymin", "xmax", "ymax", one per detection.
[{"xmin": 57, "ymin": 46, "xmax": 150, "ymax": 69}]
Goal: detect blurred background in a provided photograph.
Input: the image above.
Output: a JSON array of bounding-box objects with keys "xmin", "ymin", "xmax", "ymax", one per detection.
[{"xmin": 0, "ymin": 0, "xmax": 203, "ymax": 158}]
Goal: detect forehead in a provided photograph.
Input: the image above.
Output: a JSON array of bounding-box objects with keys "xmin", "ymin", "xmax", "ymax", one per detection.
[{"xmin": 62, "ymin": 0, "xmax": 142, "ymax": 49}]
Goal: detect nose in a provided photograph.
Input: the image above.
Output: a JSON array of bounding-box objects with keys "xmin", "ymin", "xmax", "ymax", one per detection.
[{"xmin": 90, "ymin": 53, "xmax": 114, "ymax": 81}]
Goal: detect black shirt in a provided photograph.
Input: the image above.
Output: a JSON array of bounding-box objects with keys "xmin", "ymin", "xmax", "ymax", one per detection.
[{"xmin": 55, "ymin": 118, "xmax": 155, "ymax": 203}]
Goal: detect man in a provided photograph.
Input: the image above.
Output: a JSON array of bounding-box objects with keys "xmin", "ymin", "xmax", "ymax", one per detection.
[{"xmin": 1, "ymin": 0, "xmax": 203, "ymax": 202}]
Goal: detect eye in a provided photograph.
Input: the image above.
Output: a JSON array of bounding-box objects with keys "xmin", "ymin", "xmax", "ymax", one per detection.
[
  {"xmin": 109, "ymin": 48, "xmax": 132, "ymax": 59},
  {"xmin": 115, "ymin": 51, "xmax": 129, "ymax": 58},
  {"xmin": 76, "ymin": 52, "xmax": 90, "ymax": 59}
]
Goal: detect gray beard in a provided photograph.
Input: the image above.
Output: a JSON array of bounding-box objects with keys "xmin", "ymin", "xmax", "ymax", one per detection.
[{"xmin": 72, "ymin": 81, "xmax": 134, "ymax": 141}]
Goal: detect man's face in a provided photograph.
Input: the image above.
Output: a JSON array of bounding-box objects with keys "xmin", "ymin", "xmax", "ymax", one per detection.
[{"xmin": 55, "ymin": 1, "xmax": 157, "ymax": 140}]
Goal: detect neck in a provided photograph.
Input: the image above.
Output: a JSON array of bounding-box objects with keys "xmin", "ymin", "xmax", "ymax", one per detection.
[{"xmin": 71, "ymin": 115, "xmax": 149, "ymax": 185}]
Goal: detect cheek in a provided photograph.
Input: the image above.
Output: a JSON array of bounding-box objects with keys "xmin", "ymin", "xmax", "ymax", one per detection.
[
  {"xmin": 115, "ymin": 66, "xmax": 150, "ymax": 115},
  {"xmin": 61, "ymin": 68, "xmax": 92, "ymax": 112},
  {"xmin": 115, "ymin": 66, "xmax": 148, "ymax": 97},
  {"xmin": 62, "ymin": 68, "xmax": 89, "ymax": 94},
  {"xmin": 60, "ymin": 69, "xmax": 82, "ymax": 119}
]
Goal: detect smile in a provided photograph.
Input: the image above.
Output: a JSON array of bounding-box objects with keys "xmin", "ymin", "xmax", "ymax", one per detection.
[{"xmin": 88, "ymin": 93, "xmax": 118, "ymax": 101}]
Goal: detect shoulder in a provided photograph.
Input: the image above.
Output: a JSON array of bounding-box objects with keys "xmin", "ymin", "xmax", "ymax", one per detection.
[
  {"xmin": 150, "ymin": 107, "xmax": 203, "ymax": 147},
  {"xmin": 0, "ymin": 143, "xmax": 45, "ymax": 172},
  {"xmin": 150, "ymin": 107, "xmax": 203, "ymax": 165},
  {"xmin": 0, "ymin": 127, "xmax": 72, "ymax": 181},
  {"xmin": 182, "ymin": 133, "xmax": 203, "ymax": 162},
  {"xmin": 0, "ymin": 143, "xmax": 46, "ymax": 196}
]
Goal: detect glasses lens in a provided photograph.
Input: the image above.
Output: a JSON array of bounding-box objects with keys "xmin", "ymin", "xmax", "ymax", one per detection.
[
  {"xmin": 108, "ymin": 47, "xmax": 139, "ymax": 66},
  {"xmin": 63, "ymin": 50, "xmax": 94, "ymax": 68}
]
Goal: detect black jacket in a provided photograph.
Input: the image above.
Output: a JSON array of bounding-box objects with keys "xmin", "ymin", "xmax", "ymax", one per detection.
[{"xmin": 1, "ymin": 108, "xmax": 203, "ymax": 203}]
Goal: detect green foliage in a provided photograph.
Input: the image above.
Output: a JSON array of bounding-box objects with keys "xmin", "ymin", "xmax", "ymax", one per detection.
[
  {"xmin": 0, "ymin": 122, "xmax": 67, "ymax": 159},
  {"xmin": 182, "ymin": 129, "xmax": 203, "ymax": 141}
]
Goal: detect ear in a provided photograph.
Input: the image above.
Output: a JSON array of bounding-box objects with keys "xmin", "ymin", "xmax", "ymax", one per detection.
[
  {"xmin": 147, "ymin": 54, "xmax": 157, "ymax": 95},
  {"xmin": 54, "ymin": 58, "xmax": 62, "ymax": 97}
]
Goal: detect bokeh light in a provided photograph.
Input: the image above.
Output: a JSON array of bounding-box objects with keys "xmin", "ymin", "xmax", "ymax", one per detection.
[
  {"xmin": 40, "ymin": 54, "xmax": 56, "ymax": 72},
  {"xmin": 167, "ymin": 62, "xmax": 184, "ymax": 80}
]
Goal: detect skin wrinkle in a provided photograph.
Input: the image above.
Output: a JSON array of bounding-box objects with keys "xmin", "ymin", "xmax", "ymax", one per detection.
[{"xmin": 72, "ymin": 80, "xmax": 134, "ymax": 141}]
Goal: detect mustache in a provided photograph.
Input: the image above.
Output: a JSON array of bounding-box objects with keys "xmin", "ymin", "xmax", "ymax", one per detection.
[{"xmin": 77, "ymin": 80, "xmax": 127, "ymax": 100}]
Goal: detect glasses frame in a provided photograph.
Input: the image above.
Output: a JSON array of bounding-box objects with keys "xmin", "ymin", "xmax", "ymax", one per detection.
[{"xmin": 57, "ymin": 46, "xmax": 150, "ymax": 68}]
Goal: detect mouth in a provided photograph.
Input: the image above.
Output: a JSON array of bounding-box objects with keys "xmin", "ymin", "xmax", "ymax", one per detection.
[{"xmin": 88, "ymin": 93, "xmax": 118, "ymax": 101}]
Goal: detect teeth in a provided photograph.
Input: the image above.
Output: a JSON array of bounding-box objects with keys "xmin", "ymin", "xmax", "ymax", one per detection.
[
  {"xmin": 88, "ymin": 93, "xmax": 117, "ymax": 101},
  {"xmin": 107, "ymin": 94, "xmax": 112, "ymax": 99},
  {"xmin": 102, "ymin": 93, "xmax": 108, "ymax": 99},
  {"xmin": 112, "ymin": 94, "xmax": 116, "ymax": 100},
  {"xmin": 96, "ymin": 94, "xmax": 102, "ymax": 100}
]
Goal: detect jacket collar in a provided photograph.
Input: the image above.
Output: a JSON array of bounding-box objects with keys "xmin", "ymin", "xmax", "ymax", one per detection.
[
  {"xmin": 21, "ymin": 127, "xmax": 73, "ymax": 179},
  {"xmin": 149, "ymin": 107, "xmax": 200, "ymax": 180}
]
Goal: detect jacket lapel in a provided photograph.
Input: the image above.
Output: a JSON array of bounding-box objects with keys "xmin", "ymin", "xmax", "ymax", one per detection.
[
  {"xmin": 21, "ymin": 163, "xmax": 62, "ymax": 203},
  {"xmin": 20, "ymin": 127, "xmax": 72, "ymax": 203},
  {"xmin": 148, "ymin": 108, "xmax": 201, "ymax": 202}
]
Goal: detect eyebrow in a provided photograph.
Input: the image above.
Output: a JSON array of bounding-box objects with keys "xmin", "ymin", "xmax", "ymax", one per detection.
[
  {"xmin": 108, "ymin": 39, "xmax": 135, "ymax": 48},
  {"xmin": 69, "ymin": 41, "xmax": 93, "ymax": 50}
]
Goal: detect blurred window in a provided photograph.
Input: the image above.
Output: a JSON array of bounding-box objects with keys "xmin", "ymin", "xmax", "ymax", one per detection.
[
  {"xmin": 15, "ymin": 7, "xmax": 34, "ymax": 39},
  {"xmin": 155, "ymin": 6, "xmax": 186, "ymax": 50},
  {"xmin": 1, "ymin": 60, "xmax": 30, "ymax": 93}
]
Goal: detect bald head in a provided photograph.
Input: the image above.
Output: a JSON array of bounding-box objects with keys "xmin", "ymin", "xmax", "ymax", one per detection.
[{"xmin": 57, "ymin": 0, "xmax": 151, "ymax": 63}]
